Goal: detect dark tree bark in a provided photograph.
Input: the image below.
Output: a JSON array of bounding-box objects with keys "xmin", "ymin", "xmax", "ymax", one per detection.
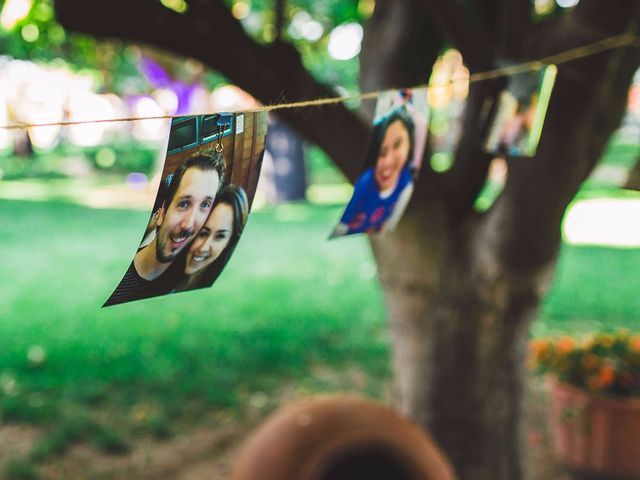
[
  {"xmin": 624, "ymin": 154, "xmax": 640, "ymax": 190},
  {"xmin": 53, "ymin": 0, "xmax": 640, "ymax": 478},
  {"xmin": 363, "ymin": 2, "xmax": 640, "ymax": 480}
]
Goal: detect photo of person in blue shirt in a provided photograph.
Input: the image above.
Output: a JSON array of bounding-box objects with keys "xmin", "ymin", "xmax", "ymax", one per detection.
[{"xmin": 331, "ymin": 103, "xmax": 418, "ymax": 237}]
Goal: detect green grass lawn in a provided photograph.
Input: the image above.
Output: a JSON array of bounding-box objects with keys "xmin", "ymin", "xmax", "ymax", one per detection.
[
  {"xmin": 0, "ymin": 198, "xmax": 391, "ymax": 465},
  {"xmin": 536, "ymin": 243, "xmax": 640, "ymax": 335},
  {"xmin": 0, "ymin": 195, "xmax": 638, "ymax": 472}
]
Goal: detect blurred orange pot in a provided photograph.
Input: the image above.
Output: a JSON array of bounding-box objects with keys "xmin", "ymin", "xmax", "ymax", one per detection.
[
  {"xmin": 549, "ymin": 381, "xmax": 640, "ymax": 479},
  {"xmin": 231, "ymin": 395, "xmax": 456, "ymax": 480}
]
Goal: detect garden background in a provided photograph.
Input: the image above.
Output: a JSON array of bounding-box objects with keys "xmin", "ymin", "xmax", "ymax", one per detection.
[{"xmin": 1, "ymin": 0, "xmax": 639, "ymax": 478}]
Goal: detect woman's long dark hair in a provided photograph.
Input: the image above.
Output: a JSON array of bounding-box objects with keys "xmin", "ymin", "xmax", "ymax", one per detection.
[
  {"xmin": 175, "ymin": 184, "xmax": 249, "ymax": 291},
  {"xmin": 363, "ymin": 105, "xmax": 416, "ymax": 175},
  {"xmin": 197, "ymin": 184, "xmax": 248, "ymax": 288}
]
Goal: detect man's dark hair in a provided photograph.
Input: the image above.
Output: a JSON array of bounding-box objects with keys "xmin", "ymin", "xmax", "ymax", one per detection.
[{"xmin": 163, "ymin": 151, "xmax": 225, "ymax": 209}]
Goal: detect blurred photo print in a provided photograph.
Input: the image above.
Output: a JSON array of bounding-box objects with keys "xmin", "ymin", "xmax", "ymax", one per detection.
[
  {"xmin": 330, "ymin": 88, "xmax": 429, "ymax": 238},
  {"xmin": 104, "ymin": 111, "xmax": 267, "ymax": 307},
  {"xmin": 484, "ymin": 65, "xmax": 557, "ymax": 157}
]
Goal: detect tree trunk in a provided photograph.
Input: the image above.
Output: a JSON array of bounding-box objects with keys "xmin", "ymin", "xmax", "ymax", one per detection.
[
  {"xmin": 624, "ymin": 154, "xmax": 640, "ymax": 190},
  {"xmin": 362, "ymin": 2, "xmax": 640, "ymax": 480}
]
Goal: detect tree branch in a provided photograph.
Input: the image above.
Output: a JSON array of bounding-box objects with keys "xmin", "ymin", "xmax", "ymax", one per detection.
[
  {"xmin": 483, "ymin": 3, "xmax": 640, "ymax": 271},
  {"xmin": 361, "ymin": 0, "xmax": 443, "ymax": 96},
  {"xmin": 474, "ymin": 0, "xmax": 502, "ymax": 37},
  {"xmin": 439, "ymin": 77, "xmax": 504, "ymax": 219},
  {"xmin": 624, "ymin": 154, "xmax": 640, "ymax": 191},
  {"xmin": 501, "ymin": 0, "xmax": 532, "ymax": 58},
  {"xmin": 525, "ymin": 0, "xmax": 640, "ymax": 60},
  {"xmin": 274, "ymin": 0, "xmax": 286, "ymax": 42},
  {"xmin": 414, "ymin": 0, "xmax": 495, "ymax": 71},
  {"xmin": 53, "ymin": 0, "xmax": 370, "ymax": 182}
]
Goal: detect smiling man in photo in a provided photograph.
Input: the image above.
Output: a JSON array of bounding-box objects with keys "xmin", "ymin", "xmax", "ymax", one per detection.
[{"xmin": 104, "ymin": 152, "xmax": 225, "ymax": 306}]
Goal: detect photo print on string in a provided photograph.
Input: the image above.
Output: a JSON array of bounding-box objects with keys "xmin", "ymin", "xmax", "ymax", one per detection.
[
  {"xmin": 427, "ymin": 49, "xmax": 471, "ymax": 173},
  {"xmin": 484, "ymin": 65, "xmax": 557, "ymax": 157},
  {"xmin": 330, "ymin": 88, "xmax": 429, "ymax": 238},
  {"xmin": 104, "ymin": 111, "xmax": 268, "ymax": 307}
]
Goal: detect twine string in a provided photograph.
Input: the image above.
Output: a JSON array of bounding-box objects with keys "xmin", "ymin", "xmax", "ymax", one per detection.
[{"xmin": 1, "ymin": 33, "xmax": 638, "ymax": 130}]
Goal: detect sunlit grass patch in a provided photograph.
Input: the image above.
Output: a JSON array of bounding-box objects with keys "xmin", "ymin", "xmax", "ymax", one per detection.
[{"xmin": 563, "ymin": 191, "xmax": 640, "ymax": 248}]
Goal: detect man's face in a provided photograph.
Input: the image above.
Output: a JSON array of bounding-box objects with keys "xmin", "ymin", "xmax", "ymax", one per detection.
[{"xmin": 155, "ymin": 168, "xmax": 220, "ymax": 263}]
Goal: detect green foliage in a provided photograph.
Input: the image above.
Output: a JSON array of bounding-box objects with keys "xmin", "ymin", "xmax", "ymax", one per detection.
[
  {"xmin": 601, "ymin": 141, "xmax": 640, "ymax": 169},
  {"xmin": 29, "ymin": 414, "xmax": 130, "ymax": 461},
  {"xmin": 1, "ymin": 0, "xmax": 367, "ymax": 95},
  {"xmin": 142, "ymin": 413, "xmax": 174, "ymax": 440},
  {"xmin": 85, "ymin": 144, "xmax": 158, "ymax": 175},
  {"xmin": 4, "ymin": 459, "xmax": 41, "ymax": 480},
  {"xmin": 306, "ymin": 144, "xmax": 348, "ymax": 185},
  {"xmin": 30, "ymin": 415, "xmax": 95, "ymax": 460},
  {"xmin": 0, "ymin": 142, "xmax": 159, "ymax": 180},
  {"xmin": 579, "ymin": 140, "xmax": 640, "ymax": 191},
  {"xmin": 0, "ymin": 394, "xmax": 58, "ymax": 424},
  {"xmin": 224, "ymin": 0, "xmax": 366, "ymax": 91},
  {"xmin": 0, "ymin": 0, "xmax": 143, "ymax": 92},
  {"xmin": 91, "ymin": 424, "xmax": 131, "ymax": 454}
]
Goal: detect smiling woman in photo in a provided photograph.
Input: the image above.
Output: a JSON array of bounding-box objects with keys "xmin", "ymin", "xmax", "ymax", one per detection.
[
  {"xmin": 332, "ymin": 105, "xmax": 416, "ymax": 237},
  {"xmin": 174, "ymin": 184, "xmax": 249, "ymax": 292}
]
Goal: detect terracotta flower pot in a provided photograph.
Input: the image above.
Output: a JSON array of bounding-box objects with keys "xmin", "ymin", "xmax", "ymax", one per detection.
[
  {"xmin": 549, "ymin": 380, "xmax": 640, "ymax": 479},
  {"xmin": 231, "ymin": 395, "xmax": 456, "ymax": 480}
]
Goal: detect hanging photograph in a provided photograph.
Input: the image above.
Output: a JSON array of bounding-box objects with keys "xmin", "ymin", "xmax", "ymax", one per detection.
[
  {"xmin": 330, "ymin": 88, "xmax": 429, "ymax": 238},
  {"xmin": 484, "ymin": 65, "xmax": 557, "ymax": 157},
  {"xmin": 104, "ymin": 111, "xmax": 268, "ymax": 307},
  {"xmin": 427, "ymin": 49, "xmax": 471, "ymax": 173}
]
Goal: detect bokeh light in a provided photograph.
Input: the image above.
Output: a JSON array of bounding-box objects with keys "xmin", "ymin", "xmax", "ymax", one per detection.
[
  {"xmin": 20, "ymin": 23, "xmax": 39, "ymax": 42},
  {"xmin": 160, "ymin": 0, "xmax": 188, "ymax": 14},
  {"xmin": 430, "ymin": 152, "xmax": 454, "ymax": 173},
  {"xmin": 231, "ymin": 1, "xmax": 250, "ymax": 20},
  {"xmin": 95, "ymin": 147, "xmax": 117, "ymax": 168},
  {"xmin": 132, "ymin": 97, "xmax": 167, "ymax": 141},
  {"xmin": 563, "ymin": 198, "xmax": 640, "ymax": 248},
  {"xmin": 358, "ymin": 0, "xmax": 375, "ymax": 19},
  {"xmin": 428, "ymin": 49, "xmax": 468, "ymax": 108},
  {"xmin": 288, "ymin": 10, "xmax": 324, "ymax": 42},
  {"xmin": 0, "ymin": 0, "xmax": 33, "ymax": 30},
  {"xmin": 534, "ymin": 0, "xmax": 555, "ymax": 15},
  {"xmin": 210, "ymin": 84, "xmax": 259, "ymax": 110},
  {"xmin": 126, "ymin": 172, "xmax": 149, "ymax": 189},
  {"xmin": 302, "ymin": 20, "xmax": 323, "ymax": 41},
  {"xmin": 153, "ymin": 88, "xmax": 179, "ymax": 114},
  {"xmin": 68, "ymin": 92, "xmax": 117, "ymax": 147},
  {"xmin": 556, "ymin": 0, "xmax": 579, "ymax": 8},
  {"xmin": 327, "ymin": 23, "xmax": 363, "ymax": 61}
]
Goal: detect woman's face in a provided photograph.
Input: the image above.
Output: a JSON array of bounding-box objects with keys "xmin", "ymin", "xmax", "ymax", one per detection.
[
  {"xmin": 374, "ymin": 119, "xmax": 411, "ymax": 191},
  {"xmin": 184, "ymin": 203, "xmax": 234, "ymax": 275}
]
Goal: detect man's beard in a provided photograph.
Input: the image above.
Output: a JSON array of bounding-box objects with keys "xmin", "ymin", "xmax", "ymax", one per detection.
[{"xmin": 156, "ymin": 228, "xmax": 193, "ymax": 263}]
